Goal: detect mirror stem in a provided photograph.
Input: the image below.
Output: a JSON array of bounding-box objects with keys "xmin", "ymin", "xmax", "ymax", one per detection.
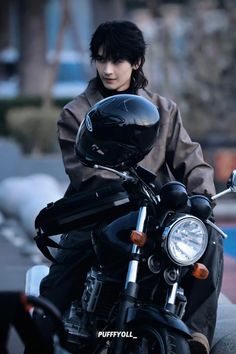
[{"xmin": 211, "ymin": 188, "xmax": 231, "ymax": 201}]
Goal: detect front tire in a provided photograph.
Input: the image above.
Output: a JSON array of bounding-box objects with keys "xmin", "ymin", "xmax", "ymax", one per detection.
[{"xmin": 125, "ymin": 324, "xmax": 191, "ymax": 354}]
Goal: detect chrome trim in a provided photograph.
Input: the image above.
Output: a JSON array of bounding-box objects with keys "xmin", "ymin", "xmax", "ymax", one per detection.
[{"xmin": 125, "ymin": 206, "xmax": 147, "ymax": 289}]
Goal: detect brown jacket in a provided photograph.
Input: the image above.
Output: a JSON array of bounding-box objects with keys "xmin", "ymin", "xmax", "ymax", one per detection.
[{"xmin": 58, "ymin": 79, "xmax": 216, "ymax": 197}]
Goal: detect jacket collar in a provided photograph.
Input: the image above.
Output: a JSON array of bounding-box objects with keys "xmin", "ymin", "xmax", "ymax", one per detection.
[
  {"xmin": 84, "ymin": 78, "xmax": 154, "ymax": 107},
  {"xmin": 84, "ymin": 79, "xmax": 104, "ymax": 107}
]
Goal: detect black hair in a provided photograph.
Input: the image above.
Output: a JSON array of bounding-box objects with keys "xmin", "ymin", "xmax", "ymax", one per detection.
[{"xmin": 90, "ymin": 21, "xmax": 148, "ymax": 90}]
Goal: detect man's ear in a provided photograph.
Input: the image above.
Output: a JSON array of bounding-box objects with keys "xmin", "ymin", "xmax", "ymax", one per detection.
[{"xmin": 133, "ymin": 59, "xmax": 142, "ymax": 70}]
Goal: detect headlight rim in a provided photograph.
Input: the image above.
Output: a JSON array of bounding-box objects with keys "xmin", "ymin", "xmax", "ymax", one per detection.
[{"xmin": 163, "ymin": 214, "xmax": 208, "ymax": 266}]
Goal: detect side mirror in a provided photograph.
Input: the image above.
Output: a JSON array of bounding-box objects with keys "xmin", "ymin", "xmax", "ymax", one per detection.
[
  {"xmin": 227, "ymin": 169, "xmax": 236, "ymax": 192},
  {"xmin": 212, "ymin": 169, "xmax": 236, "ymax": 201}
]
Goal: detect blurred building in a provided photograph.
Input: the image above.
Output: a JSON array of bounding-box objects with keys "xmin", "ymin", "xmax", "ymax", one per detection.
[
  {"xmin": 0, "ymin": 0, "xmax": 93, "ymax": 98},
  {"xmin": 0, "ymin": 0, "xmax": 235, "ymax": 188}
]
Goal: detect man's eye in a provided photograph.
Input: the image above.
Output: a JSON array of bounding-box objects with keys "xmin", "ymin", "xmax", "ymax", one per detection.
[
  {"xmin": 114, "ymin": 59, "xmax": 124, "ymax": 64},
  {"xmin": 96, "ymin": 57, "xmax": 106, "ymax": 63}
]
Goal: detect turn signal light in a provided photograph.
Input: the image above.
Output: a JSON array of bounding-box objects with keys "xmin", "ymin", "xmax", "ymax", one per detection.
[
  {"xmin": 20, "ymin": 293, "xmax": 33, "ymax": 312},
  {"xmin": 192, "ymin": 263, "xmax": 209, "ymax": 280},
  {"xmin": 130, "ymin": 230, "xmax": 148, "ymax": 247}
]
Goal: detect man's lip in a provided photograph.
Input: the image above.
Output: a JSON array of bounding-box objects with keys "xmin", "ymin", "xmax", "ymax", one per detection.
[{"xmin": 103, "ymin": 78, "xmax": 116, "ymax": 82}]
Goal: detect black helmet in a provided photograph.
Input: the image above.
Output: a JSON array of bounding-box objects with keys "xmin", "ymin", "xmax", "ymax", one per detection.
[{"xmin": 75, "ymin": 94, "xmax": 160, "ymax": 169}]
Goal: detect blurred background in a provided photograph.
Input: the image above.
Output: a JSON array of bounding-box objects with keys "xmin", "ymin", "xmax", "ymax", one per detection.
[
  {"xmin": 0, "ymin": 1, "xmax": 236, "ymax": 352},
  {"xmin": 0, "ymin": 0, "xmax": 236, "ymax": 185},
  {"xmin": 0, "ymin": 0, "xmax": 235, "ymax": 260}
]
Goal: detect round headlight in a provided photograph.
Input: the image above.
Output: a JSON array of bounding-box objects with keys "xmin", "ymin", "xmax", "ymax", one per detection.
[{"xmin": 163, "ymin": 215, "xmax": 208, "ymax": 266}]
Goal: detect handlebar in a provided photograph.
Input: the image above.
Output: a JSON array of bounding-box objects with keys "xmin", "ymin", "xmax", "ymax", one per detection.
[
  {"xmin": 205, "ymin": 219, "xmax": 228, "ymax": 239},
  {"xmin": 94, "ymin": 164, "xmax": 136, "ymax": 182},
  {"xmin": 0, "ymin": 291, "xmax": 67, "ymax": 354}
]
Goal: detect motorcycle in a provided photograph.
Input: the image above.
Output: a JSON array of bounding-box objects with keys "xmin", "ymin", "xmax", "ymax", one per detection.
[{"xmin": 26, "ymin": 165, "xmax": 236, "ymax": 354}]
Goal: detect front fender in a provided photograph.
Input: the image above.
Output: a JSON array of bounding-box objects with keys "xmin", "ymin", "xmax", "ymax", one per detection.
[{"xmin": 126, "ymin": 305, "xmax": 191, "ymax": 339}]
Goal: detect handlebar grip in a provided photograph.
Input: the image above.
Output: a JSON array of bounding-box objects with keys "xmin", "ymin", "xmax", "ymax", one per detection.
[{"xmin": 0, "ymin": 291, "xmax": 67, "ymax": 354}]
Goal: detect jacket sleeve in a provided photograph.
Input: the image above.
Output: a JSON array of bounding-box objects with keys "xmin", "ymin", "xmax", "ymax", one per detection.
[
  {"xmin": 165, "ymin": 105, "xmax": 216, "ymax": 197},
  {"xmin": 57, "ymin": 108, "xmax": 84, "ymax": 191}
]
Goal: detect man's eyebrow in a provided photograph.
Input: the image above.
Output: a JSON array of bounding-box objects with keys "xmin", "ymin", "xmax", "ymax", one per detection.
[
  {"xmin": 95, "ymin": 54, "xmax": 107, "ymax": 61},
  {"xmin": 95, "ymin": 53, "xmax": 124, "ymax": 62}
]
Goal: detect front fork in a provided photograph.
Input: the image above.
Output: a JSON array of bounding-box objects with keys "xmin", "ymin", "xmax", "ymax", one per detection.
[
  {"xmin": 165, "ymin": 273, "xmax": 187, "ymax": 319},
  {"xmin": 112, "ymin": 206, "xmax": 187, "ymax": 354},
  {"xmin": 125, "ymin": 205, "xmax": 147, "ymax": 288},
  {"xmin": 112, "ymin": 205, "xmax": 147, "ymax": 354}
]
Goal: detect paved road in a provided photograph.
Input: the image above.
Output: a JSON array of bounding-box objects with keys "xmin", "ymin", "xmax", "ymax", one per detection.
[
  {"xmin": 0, "ymin": 234, "xmax": 32, "ymax": 353},
  {"xmin": 0, "ymin": 229, "xmax": 45, "ymax": 354}
]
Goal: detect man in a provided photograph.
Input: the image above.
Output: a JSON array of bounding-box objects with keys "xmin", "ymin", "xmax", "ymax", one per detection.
[{"xmin": 40, "ymin": 21, "xmax": 223, "ymax": 354}]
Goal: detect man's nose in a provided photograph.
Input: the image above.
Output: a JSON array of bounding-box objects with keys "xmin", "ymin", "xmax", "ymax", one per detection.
[{"xmin": 103, "ymin": 61, "xmax": 114, "ymax": 75}]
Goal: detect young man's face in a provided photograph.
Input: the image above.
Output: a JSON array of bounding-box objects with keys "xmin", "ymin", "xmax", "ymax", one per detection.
[{"xmin": 95, "ymin": 48, "xmax": 138, "ymax": 91}]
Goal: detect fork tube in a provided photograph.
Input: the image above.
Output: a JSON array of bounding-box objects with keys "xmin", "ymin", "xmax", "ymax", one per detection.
[
  {"xmin": 166, "ymin": 282, "xmax": 178, "ymax": 313},
  {"xmin": 125, "ymin": 205, "xmax": 147, "ymax": 288},
  {"xmin": 113, "ymin": 206, "xmax": 147, "ymax": 354}
]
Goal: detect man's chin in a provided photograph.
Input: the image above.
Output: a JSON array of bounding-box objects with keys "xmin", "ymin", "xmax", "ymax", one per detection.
[{"xmin": 103, "ymin": 81, "xmax": 117, "ymax": 90}]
